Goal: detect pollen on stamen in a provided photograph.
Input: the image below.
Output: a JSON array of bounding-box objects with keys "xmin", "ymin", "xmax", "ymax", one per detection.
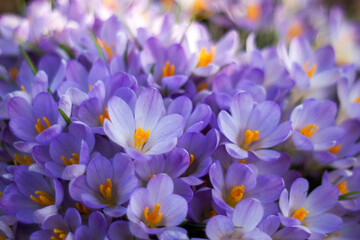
[
  {"xmin": 30, "ymin": 190, "xmax": 55, "ymax": 206},
  {"xmin": 355, "ymin": 97, "xmax": 360, "ymax": 103},
  {"xmin": 134, "ymin": 127, "xmax": 150, "ymax": 150},
  {"xmin": 328, "ymin": 144, "xmax": 341, "ymax": 154},
  {"xmin": 99, "ymin": 108, "xmax": 110, "ymax": 125},
  {"xmin": 303, "ymin": 61, "xmax": 317, "ymax": 78},
  {"xmin": 51, "ymin": 228, "xmax": 67, "ymax": 240},
  {"xmin": 242, "ymin": 129, "xmax": 259, "ymax": 150},
  {"xmin": 197, "ymin": 47, "xmax": 215, "ymax": 68},
  {"xmin": 76, "ymin": 202, "xmax": 91, "ymax": 215},
  {"xmin": 61, "ymin": 153, "xmax": 80, "ymax": 166},
  {"xmin": 337, "ymin": 181, "xmax": 349, "ymax": 194},
  {"xmin": 144, "ymin": 203, "xmax": 163, "ymax": 228},
  {"xmin": 13, "ymin": 153, "xmax": 33, "ymax": 166},
  {"xmin": 35, "ymin": 117, "xmax": 52, "ymax": 134},
  {"xmin": 189, "ymin": 154, "xmax": 195, "ymax": 167},
  {"xmin": 97, "ymin": 38, "xmax": 115, "ymax": 61},
  {"xmin": 247, "ymin": 4, "xmax": 261, "ymax": 22},
  {"xmin": 292, "ymin": 207, "xmax": 309, "ymax": 221},
  {"xmin": 299, "ymin": 124, "xmax": 319, "ymax": 138},
  {"xmin": 100, "ymin": 178, "xmax": 113, "ymax": 204},
  {"xmin": 227, "ymin": 185, "xmax": 245, "ymax": 208},
  {"xmin": 162, "ymin": 61, "xmax": 175, "ymax": 77}
]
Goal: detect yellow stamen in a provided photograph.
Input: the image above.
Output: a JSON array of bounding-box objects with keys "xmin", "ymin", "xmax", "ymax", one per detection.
[
  {"xmin": 197, "ymin": 82, "xmax": 207, "ymax": 92},
  {"xmin": 162, "ymin": 61, "xmax": 175, "ymax": 77},
  {"xmin": 61, "ymin": 153, "xmax": 80, "ymax": 166},
  {"xmin": 0, "ymin": 236, "xmax": 5, "ymax": 240},
  {"xmin": 100, "ymin": 178, "xmax": 113, "ymax": 204},
  {"xmin": 35, "ymin": 117, "xmax": 52, "ymax": 134},
  {"xmin": 302, "ymin": 61, "xmax": 317, "ymax": 78},
  {"xmin": 10, "ymin": 68, "xmax": 18, "ymax": 80},
  {"xmin": 337, "ymin": 181, "xmax": 349, "ymax": 195},
  {"xmin": 150, "ymin": 174, "xmax": 156, "ymax": 179},
  {"xmin": 328, "ymin": 144, "xmax": 341, "ymax": 154},
  {"xmin": 227, "ymin": 185, "xmax": 245, "ymax": 208},
  {"xmin": 247, "ymin": 4, "xmax": 261, "ymax": 22},
  {"xmin": 299, "ymin": 124, "xmax": 319, "ymax": 138},
  {"xmin": 99, "ymin": 108, "xmax": 110, "ymax": 125},
  {"xmin": 13, "ymin": 153, "xmax": 33, "ymax": 165},
  {"xmin": 134, "ymin": 127, "xmax": 150, "ymax": 150},
  {"xmin": 20, "ymin": 85, "xmax": 27, "ymax": 92},
  {"xmin": 0, "ymin": 192, "xmax": 3, "ymax": 199},
  {"xmin": 197, "ymin": 47, "xmax": 215, "ymax": 68},
  {"xmin": 292, "ymin": 207, "xmax": 308, "ymax": 221},
  {"xmin": 189, "ymin": 154, "xmax": 194, "ymax": 167},
  {"xmin": 76, "ymin": 202, "xmax": 91, "ymax": 215},
  {"xmin": 208, "ymin": 209, "xmax": 217, "ymax": 218},
  {"xmin": 355, "ymin": 97, "xmax": 360, "ymax": 103},
  {"xmin": 144, "ymin": 204, "xmax": 163, "ymax": 228},
  {"xmin": 287, "ymin": 22, "xmax": 303, "ymax": 40},
  {"xmin": 89, "ymin": 85, "xmax": 93, "ymax": 91},
  {"xmin": 238, "ymin": 159, "xmax": 247, "ymax": 164},
  {"xmin": 30, "ymin": 190, "xmax": 55, "ymax": 206},
  {"xmin": 97, "ymin": 38, "xmax": 115, "ymax": 61},
  {"xmin": 242, "ymin": 129, "xmax": 259, "ymax": 150},
  {"xmin": 51, "ymin": 228, "xmax": 67, "ymax": 240}
]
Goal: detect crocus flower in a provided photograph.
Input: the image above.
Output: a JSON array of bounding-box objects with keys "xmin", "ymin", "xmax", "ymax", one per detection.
[
  {"xmin": 69, "ymin": 153, "xmax": 137, "ymax": 217},
  {"xmin": 290, "ymin": 98, "xmax": 345, "ymax": 152},
  {"xmin": 206, "ymin": 198, "xmax": 271, "ymax": 240},
  {"xmin": 0, "ymin": 166, "xmax": 63, "ymax": 223},
  {"xmin": 279, "ymin": 178, "xmax": 342, "ymax": 238},
  {"xmin": 30, "ymin": 208, "xmax": 81, "ymax": 240},
  {"xmin": 74, "ymin": 211, "xmax": 107, "ymax": 240},
  {"xmin": 127, "ymin": 173, "xmax": 187, "ymax": 237},
  {"xmin": 217, "ymin": 91, "xmax": 292, "ymax": 161},
  {"xmin": 337, "ymin": 71, "xmax": 360, "ymax": 122},
  {"xmin": 210, "ymin": 161, "xmax": 284, "ymax": 214},
  {"xmin": 104, "ymin": 88, "xmax": 185, "ymax": 160}
]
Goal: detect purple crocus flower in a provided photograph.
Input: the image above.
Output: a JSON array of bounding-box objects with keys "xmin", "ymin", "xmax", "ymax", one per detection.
[
  {"xmin": 290, "ymin": 98, "xmax": 345, "ymax": 152},
  {"xmin": 210, "ymin": 161, "xmax": 284, "ymax": 214},
  {"xmin": 279, "ymin": 178, "xmax": 342, "ymax": 239},
  {"xmin": 8, "ymin": 92, "xmax": 64, "ymax": 151},
  {"xmin": 206, "ymin": 198, "xmax": 271, "ymax": 240},
  {"xmin": 30, "ymin": 208, "xmax": 81, "ymax": 240},
  {"xmin": 104, "ymin": 88, "xmax": 185, "ymax": 160},
  {"xmin": 0, "ymin": 166, "xmax": 63, "ymax": 224},
  {"xmin": 140, "ymin": 37, "xmax": 196, "ymax": 93},
  {"xmin": 127, "ymin": 174, "xmax": 187, "ymax": 237},
  {"xmin": 69, "ymin": 153, "xmax": 137, "ymax": 217},
  {"xmin": 188, "ymin": 188, "xmax": 217, "ymax": 224},
  {"xmin": 217, "ymin": 91, "xmax": 292, "ymax": 161},
  {"xmin": 74, "ymin": 211, "xmax": 107, "ymax": 240},
  {"xmin": 32, "ymin": 122, "xmax": 95, "ymax": 180},
  {"xmin": 337, "ymin": 71, "xmax": 360, "ymax": 122}
]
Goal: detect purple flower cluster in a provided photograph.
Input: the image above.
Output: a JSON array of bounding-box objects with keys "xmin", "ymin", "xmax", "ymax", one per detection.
[{"xmin": 0, "ymin": 0, "xmax": 360, "ymax": 239}]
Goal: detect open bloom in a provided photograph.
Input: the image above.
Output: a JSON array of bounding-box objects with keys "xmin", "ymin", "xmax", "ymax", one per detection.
[
  {"xmin": 127, "ymin": 174, "xmax": 187, "ymax": 237},
  {"xmin": 279, "ymin": 178, "xmax": 342, "ymax": 239},
  {"xmin": 217, "ymin": 91, "xmax": 292, "ymax": 161},
  {"xmin": 104, "ymin": 88, "xmax": 184, "ymax": 160}
]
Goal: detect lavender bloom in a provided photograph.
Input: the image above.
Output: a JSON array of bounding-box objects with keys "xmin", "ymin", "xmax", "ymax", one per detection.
[
  {"xmin": 74, "ymin": 211, "xmax": 107, "ymax": 240},
  {"xmin": 30, "ymin": 208, "xmax": 81, "ymax": 240},
  {"xmin": 290, "ymin": 98, "xmax": 345, "ymax": 153},
  {"xmin": 337, "ymin": 72, "xmax": 360, "ymax": 122},
  {"xmin": 8, "ymin": 93, "xmax": 64, "ymax": 151},
  {"xmin": 188, "ymin": 188, "xmax": 217, "ymax": 224},
  {"xmin": 217, "ymin": 91, "xmax": 292, "ymax": 161},
  {"xmin": 108, "ymin": 220, "xmax": 141, "ymax": 240},
  {"xmin": 279, "ymin": 178, "xmax": 342, "ymax": 238},
  {"xmin": 206, "ymin": 198, "xmax": 271, "ymax": 240},
  {"xmin": 127, "ymin": 174, "xmax": 187, "ymax": 237},
  {"xmin": 32, "ymin": 122, "xmax": 95, "ymax": 180},
  {"xmin": 0, "ymin": 166, "xmax": 63, "ymax": 223},
  {"xmin": 210, "ymin": 161, "xmax": 284, "ymax": 214},
  {"xmin": 69, "ymin": 154, "xmax": 137, "ymax": 217},
  {"xmin": 104, "ymin": 88, "xmax": 185, "ymax": 160}
]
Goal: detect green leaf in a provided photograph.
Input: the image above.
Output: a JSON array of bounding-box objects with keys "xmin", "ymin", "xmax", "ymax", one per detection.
[
  {"xmin": 89, "ymin": 28, "xmax": 105, "ymax": 60},
  {"xmin": 19, "ymin": 45, "xmax": 37, "ymax": 76},
  {"xmin": 150, "ymin": 64, "xmax": 156, "ymax": 74},
  {"xmin": 339, "ymin": 191, "xmax": 360, "ymax": 200},
  {"xmin": 58, "ymin": 108, "xmax": 71, "ymax": 126}
]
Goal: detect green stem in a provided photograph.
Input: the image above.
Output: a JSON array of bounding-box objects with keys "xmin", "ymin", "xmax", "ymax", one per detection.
[
  {"xmin": 19, "ymin": 45, "xmax": 37, "ymax": 75},
  {"xmin": 89, "ymin": 28, "xmax": 106, "ymax": 60}
]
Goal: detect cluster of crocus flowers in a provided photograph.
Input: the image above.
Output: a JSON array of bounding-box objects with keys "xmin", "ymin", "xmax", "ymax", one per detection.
[{"xmin": 0, "ymin": 0, "xmax": 360, "ymax": 239}]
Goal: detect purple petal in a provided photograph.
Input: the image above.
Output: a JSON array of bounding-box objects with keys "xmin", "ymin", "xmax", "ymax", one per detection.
[
  {"xmin": 161, "ymin": 194, "xmax": 187, "ymax": 226},
  {"xmin": 135, "ymin": 88, "xmax": 163, "ymax": 130},
  {"xmin": 232, "ymin": 198, "xmax": 264, "ymax": 231}
]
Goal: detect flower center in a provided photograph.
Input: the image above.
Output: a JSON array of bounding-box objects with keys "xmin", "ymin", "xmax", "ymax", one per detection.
[
  {"xmin": 99, "ymin": 108, "xmax": 110, "ymax": 125},
  {"xmin": 247, "ymin": 4, "xmax": 261, "ymax": 22},
  {"xmin": 189, "ymin": 154, "xmax": 194, "ymax": 167},
  {"xmin": 162, "ymin": 61, "xmax": 175, "ymax": 77},
  {"xmin": 242, "ymin": 129, "xmax": 259, "ymax": 150},
  {"xmin": 30, "ymin": 190, "xmax": 55, "ymax": 206},
  {"xmin": 302, "ymin": 61, "xmax": 317, "ymax": 78},
  {"xmin": 35, "ymin": 117, "xmax": 51, "ymax": 134},
  {"xmin": 61, "ymin": 153, "xmax": 80, "ymax": 166},
  {"xmin": 10, "ymin": 68, "xmax": 18, "ymax": 80},
  {"xmin": 337, "ymin": 181, "xmax": 349, "ymax": 195},
  {"xmin": 355, "ymin": 97, "xmax": 360, "ymax": 103},
  {"xmin": 144, "ymin": 203, "xmax": 163, "ymax": 228},
  {"xmin": 299, "ymin": 124, "xmax": 318, "ymax": 138},
  {"xmin": 227, "ymin": 185, "xmax": 245, "ymax": 208},
  {"xmin": 100, "ymin": 178, "xmax": 113, "ymax": 204},
  {"xmin": 292, "ymin": 207, "xmax": 308, "ymax": 221},
  {"xmin": 134, "ymin": 127, "xmax": 150, "ymax": 151},
  {"xmin": 287, "ymin": 22, "xmax": 303, "ymax": 40},
  {"xmin": 97, "ymin": 38, "xmax": 115, "ymax": 61},
  {"xmin": 76, "ymin": 202, "xmax": 91, "ymax": 215},
  {"xmin": 51, "ymin": 229, "xmax": 67, "ymax": 240},
  {"xmin": 0, "ymin": 192, "xmax": 3, "ymax": 199},
  {"xmin": 13, "ymin": 153, "xmax": 33, "ymax": 166},
  {"xmin": 328, "ymin": 144, "xmax": 341, "ymax": 154},
  {"xmin": 197, "ymin": 47, "xmax": 214, "ymax": 68}
]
